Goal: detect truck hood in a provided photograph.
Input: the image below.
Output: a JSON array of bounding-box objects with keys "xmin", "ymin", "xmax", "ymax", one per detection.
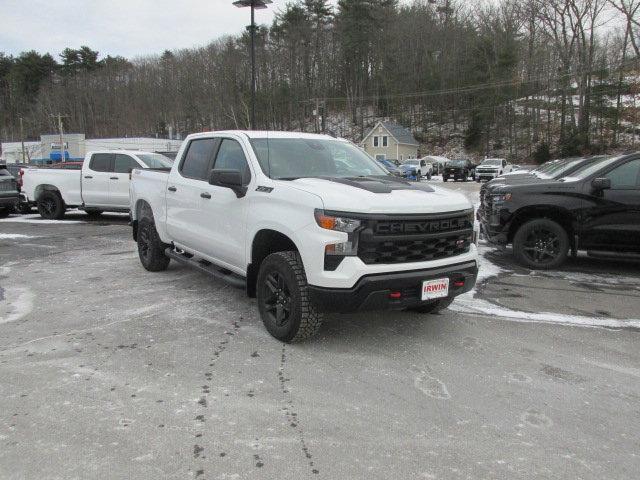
[{"xmin": 281, "ymin": 176, "xmax": 472, "ymax": 214}]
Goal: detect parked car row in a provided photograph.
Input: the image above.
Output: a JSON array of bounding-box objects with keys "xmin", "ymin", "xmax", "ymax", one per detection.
[{"xmin": 479, "ymin": 154, "xmax": 640, "ymax": 269}]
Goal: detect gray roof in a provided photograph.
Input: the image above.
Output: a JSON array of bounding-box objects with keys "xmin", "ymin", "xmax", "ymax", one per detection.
[{"xmin": 381, "ymin": 121, "xmax": 418, "ymax": 146}]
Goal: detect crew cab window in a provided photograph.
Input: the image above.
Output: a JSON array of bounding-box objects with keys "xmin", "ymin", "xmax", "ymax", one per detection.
[
  {"xmin": 605, "ymin": 159, "xmax": 640, "ymax": 189},
  {"xmin": 114, "ymin": 154, "xmax": 140, "ymax": 173},
  {"xmin": 180, "ymin": 138, "xmax": 216, "ymax": 180},
  {"xmin": 89, "ymin": 154, "xmax": 112, "ymax": 172},
  {"xmin": 213, "ymin": 139, "xmax": 251, "ymax": 184}
]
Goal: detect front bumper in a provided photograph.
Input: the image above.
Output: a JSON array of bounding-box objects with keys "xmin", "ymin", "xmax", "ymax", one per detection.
[
  {"xmin": 476, "ymin": 170, "xmax": 500, "ymax": 180},
  {"xmin": 308, "ymin": 260, "xmax": 478, "ymax": 313}
]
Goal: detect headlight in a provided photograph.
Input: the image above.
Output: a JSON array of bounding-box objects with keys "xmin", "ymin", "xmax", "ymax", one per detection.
[
  {"xmin": 315, "ymin": 209, "xmax": 361, "ymax": 257},
  {"xmin": 315, "ymin": 210, "xmax": 361, "ymax": 233},
  {"xmin": 491, "ymin": 193, "xmax": 512, "ymax": 203}
]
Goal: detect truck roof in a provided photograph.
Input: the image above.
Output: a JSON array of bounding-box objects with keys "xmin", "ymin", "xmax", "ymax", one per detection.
[
  {"xmin": 187, "ymin": 130, "xmax": 346, "ymax": 141},
  {"xmin": 85, "ymin": 149, "xmax": 160, "ymax": 155}
]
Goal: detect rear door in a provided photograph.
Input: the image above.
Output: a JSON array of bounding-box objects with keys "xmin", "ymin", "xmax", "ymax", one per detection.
[
  {"xmin": 581, "ymin": 158, "xmax": 640, "ymax": 252},
  {"xmin": 165, "ymin": 137, "xmax": 218, "ymax": 251},
  {"xmin": 82, "ymin": 153, "xmax": 113, "ymax": 206},
  {"xmin": 107, "ymin": 154, "xmax": 143, "ymax": 208}
]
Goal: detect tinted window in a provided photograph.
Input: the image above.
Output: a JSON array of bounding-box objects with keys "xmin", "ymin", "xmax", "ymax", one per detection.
[
  {"xmin": 180, "ymin": 139, "xmax": 216, "ymax": 180},
  {"xmin": 114, "ymin": 154, "xmax": 140, "ymax": 173},
  {"xmin": 89, "ymin": 154, "xmax": 112, "ymax": 172},
  {"xmin": 136, "ymin": 153, "xmax": 173, "ymax": 169},
  {"xmin": 214, "ymin": 139, "xmax": 251, "ymax": 184},
  {"xmin": 605, "ymin": 159, "xmax": 640, "ymax": 189}
]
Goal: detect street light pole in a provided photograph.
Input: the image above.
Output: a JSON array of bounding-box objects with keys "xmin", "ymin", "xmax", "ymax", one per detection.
[
  {"xmin": 250, "ymin": 2, "xmax": 256, "ymax": 130},
  {"xmin": 233, "ymin": 0, "xmax": 271, "ymax": 130}
]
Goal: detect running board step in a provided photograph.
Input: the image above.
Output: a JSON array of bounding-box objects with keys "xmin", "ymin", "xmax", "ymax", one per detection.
[{"xmin": 165, "ymin": 248, "xmax": 246, "ymax": 289}]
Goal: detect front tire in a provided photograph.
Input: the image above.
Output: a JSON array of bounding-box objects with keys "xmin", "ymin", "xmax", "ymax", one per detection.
[
  {"xmin": 257, "ymin": 251, "xmax": 322, "ymax": 342},
  {"xmin": 37, "ymin": 191, "xmax": 65, "ymax": 220},
  {"xmin": 137, "ymin": 218, "xmax": 170, "ymax": 272},
  {"xmin": 513, "ymin": 218, "xmax": 569, "ymax": 269},
  {"xmin": 407, "ymin": 297, "xmax": 454, "ymax": 314}
]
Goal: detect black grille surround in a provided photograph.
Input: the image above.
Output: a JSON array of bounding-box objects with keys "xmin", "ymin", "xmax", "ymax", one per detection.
[{"xmin": 329, "ymin": 209, "xmax": 474, "ymax": 265}]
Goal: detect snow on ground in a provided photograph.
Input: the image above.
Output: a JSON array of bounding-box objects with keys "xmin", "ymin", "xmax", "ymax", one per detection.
[
  {"xmin": 450, "ymin": 244, "xmax": 640, "ymax": 329},
  {"xmin": 0, "ymin": 214, "xmax": 84, "ymax": 224},
  {"xmin": 0, "ymin": 233, "xmax": 38, "ymax": 239}
]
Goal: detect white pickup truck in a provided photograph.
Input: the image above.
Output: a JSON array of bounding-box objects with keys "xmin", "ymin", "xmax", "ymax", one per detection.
[
  {"xmin": 475, "ymin": 158, "xmax": 513, "ymax": 182},
  {"xmin": 21, "ymin": 150, "xmax": 173, "ymax": 219},
  {"xmin": 130, "ymin": 131, "xmax": 479, "ymax": 342}
]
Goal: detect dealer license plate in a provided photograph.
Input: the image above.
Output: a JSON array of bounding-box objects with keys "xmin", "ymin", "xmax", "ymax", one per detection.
[{"xmin": 421, "ymin": 278, "xmax": 449, "ymax": 301}]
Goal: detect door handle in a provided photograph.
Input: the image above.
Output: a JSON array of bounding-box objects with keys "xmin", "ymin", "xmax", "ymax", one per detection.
[
  {"xmin": 110, "ymin": 177, "xmax": 119, "ymax": 180},
  {"xmin": 167, "ymin": 186, "xmax": 177, "ymax": 192},
  {"xmin": 200, "ymin": 192, "xmax": 211, "ymax": 199},
  {"xmin": 84, "ymin": 175, "xmax": 93, "ymax": 179}
]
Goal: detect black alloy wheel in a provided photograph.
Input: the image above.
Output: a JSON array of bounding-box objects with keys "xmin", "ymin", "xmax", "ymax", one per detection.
[
  {"xmin": 261, "ymin": 271, "xmax": 292, "ymax": 328},
  {"xmin": 513, "ymin": 218, "xmax": 569, "ymax": 269}
]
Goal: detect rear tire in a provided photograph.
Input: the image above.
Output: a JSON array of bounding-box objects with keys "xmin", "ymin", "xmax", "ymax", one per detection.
[
  {"xmin": 257, "ymin": 251, "xmax": 322, "ymax": 342},
  {"xmin": 513, "ymin": 218, "xmax": 569, "ymax": 269},
  {"xmin": 137, "ymin": 218, "xmax": 170, "ymax": 272},
  {"xmin": 407, "ymin": 297, "xmax": 454, "ymax": 314},
  {"xmin": 0, "ymin": 208, "xmax": 10, "ymax": 218},
  {"xmin": 37, "ymin": 191, "xmax": 65, "ymax": 220}
]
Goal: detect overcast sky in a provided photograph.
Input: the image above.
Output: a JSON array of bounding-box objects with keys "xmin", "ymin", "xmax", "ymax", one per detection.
[{"xmin": 0, "ymin": 0, "xmax": 332, "ymax": 59}]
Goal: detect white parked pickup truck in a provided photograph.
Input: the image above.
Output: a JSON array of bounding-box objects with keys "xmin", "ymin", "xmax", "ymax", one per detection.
[
  {"xmin": 475, "ymin": 158, "xmax": 513, "ymax": 182},
  {"xmin": 130, "ymin": 131, "xmax": 479, "ymax": 342},
  {"xmin": 21, "ymin": 150, "xmax": 173, "ymax": 219}
]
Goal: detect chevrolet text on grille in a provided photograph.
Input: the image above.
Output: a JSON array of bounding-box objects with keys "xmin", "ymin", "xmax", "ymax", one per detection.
[{"xmin": 375, "ymin": 218, "xmax": 470, "ymax": 234}]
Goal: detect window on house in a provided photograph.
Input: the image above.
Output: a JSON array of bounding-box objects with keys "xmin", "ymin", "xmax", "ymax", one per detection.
[
  {"xmin": 373, "ymin": 136, "xmax": 379, "ymax": 147},
  {"xmin": 382, "ymin": 136, "xmax": 388, "ymax": 147}
]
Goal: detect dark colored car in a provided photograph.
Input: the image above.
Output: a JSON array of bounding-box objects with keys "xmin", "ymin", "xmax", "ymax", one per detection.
[
  {"xmin": 0, "ymin": 164, "xmax": 19, "ymax": 217},
  {"xmin": 443, "ymin": 159, "xmax": 475, "ymax": 182},
  {"xmin": 377, "ymin": 159, "xmax": 403, "ymax": 177},
  {"xmin": 479, "ymin": 153, "xmax": 640, "ymax": 269}
]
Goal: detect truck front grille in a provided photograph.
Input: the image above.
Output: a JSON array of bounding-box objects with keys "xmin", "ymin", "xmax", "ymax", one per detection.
[{"xmin": 356, "ymin": 211, "xmax": 473, "ymax": 265}]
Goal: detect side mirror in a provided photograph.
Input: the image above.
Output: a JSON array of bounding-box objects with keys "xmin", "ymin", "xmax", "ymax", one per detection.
[
  {"xmin": 591, "ymin": 177, "xmax": 611, "ymax": 191},
  {"xmin": 209, "ymin": 169, "xmax": 247, "ymax": 198}
]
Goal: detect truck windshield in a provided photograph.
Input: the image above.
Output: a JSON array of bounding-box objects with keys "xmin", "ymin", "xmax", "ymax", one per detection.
[
  {"xmin": 136, "ymin": 153, "xmax": 173, "ymax": 169},
  {"xmin": 559, "ymin": 156, "xmax": 616, "ymax": 181},
  {"xmin": 481, "ymin": 159, "xmax": 502, "ymax": 166},
  {"xmin": 249, "ymin": 138, "xmax": 389, "ymax": 180}
]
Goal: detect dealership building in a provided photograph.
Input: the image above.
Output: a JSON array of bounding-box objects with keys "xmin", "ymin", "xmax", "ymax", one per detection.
[{"xmin": 0, "ymin": 134, "xmax": 183, "ymax": 164}]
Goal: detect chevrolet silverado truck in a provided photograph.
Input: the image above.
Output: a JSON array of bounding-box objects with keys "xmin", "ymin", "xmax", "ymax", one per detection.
[
  {"xmin": 129, "ymin": 131, "xmax": 479, "ymax": 342},
  {"xmin": 479, "ymin": 153, "xmax": 640, "ymax": 269},
  {"xmin": 475, "ymin": 158, "xmax": 512, "ymax": 181},
  {"xmin": 21, "ymin": 150, "xmax": 173, "ymax": 219}
]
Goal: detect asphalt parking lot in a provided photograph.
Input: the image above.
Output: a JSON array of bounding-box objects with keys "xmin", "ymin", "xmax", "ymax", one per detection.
[{"xmin": 1, "ymin": 181, "xmax": 639, "ymax": 479}]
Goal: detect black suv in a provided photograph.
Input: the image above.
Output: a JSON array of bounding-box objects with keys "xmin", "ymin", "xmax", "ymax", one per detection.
[
  {"xmin": 480, "ymin": 153, "xmax": 640, "ymax": 269},
  {"xmin": 443, "ymin": 159, "xmax": 475, "ymax": 182},
  {"xmin": 0, "ymin": 164, "xmax": 19, "ymax": 217}
]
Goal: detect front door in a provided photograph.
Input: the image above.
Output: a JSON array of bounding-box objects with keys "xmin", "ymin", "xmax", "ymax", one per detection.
[
  {"xmin": 107, "ymin": 154, "xmax": 143, "ymax": 208},
  {"xmin": 581, "ymin": 158, "xmax": 640, "ymax": 253},
  {"xmin": 165, "ymin": 138, "xmax": 218, "ymax": 251},
  {"xmin": 199, "ymin": 137, "xmax": 253, "ymax": 270},
  {"xmin": 82, "ymin": 153, "xmax": 112, "ymax": 206}
]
